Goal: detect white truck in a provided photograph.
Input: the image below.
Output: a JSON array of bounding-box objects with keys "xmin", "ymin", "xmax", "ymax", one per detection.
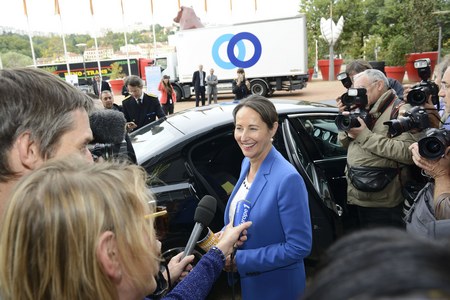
[{"xmin": 155, "ymin": 15, "xmax": 309, "ymax": 101}]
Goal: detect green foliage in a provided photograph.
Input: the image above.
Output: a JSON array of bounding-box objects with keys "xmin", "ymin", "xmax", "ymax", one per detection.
[
  {"xmin": 109, "ymin": 62, "xmax": 126, "ymax": 80},
  {"xmin": 383, "ymin": 36, "xmax": 411, "ymax": 66},
  {"xmin": 41, "ymin": 66, "xmax": 57, "ymax": 73},
  {"xmin": 1, "ymin": 52, "xmax": 33, "ymax": 68},
  {"xmin": 362, "ymin": 35, "xmax": 382, "ymax": 61},
  {"xmin": 0, "ymin": 33, "xmax": 33, "ymax": 57},
  {"xmin": 300, "ymin": 0, "xmax": 448, "ymax": 63},
  {"xmin": 0, "ymin": 25, "xmax": 170, "ymax": 66}
]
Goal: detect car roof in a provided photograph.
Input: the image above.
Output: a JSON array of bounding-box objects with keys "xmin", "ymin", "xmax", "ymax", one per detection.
[{"xmin": 131, "ymin": 100, "xmax": 337, "ymax": 164}]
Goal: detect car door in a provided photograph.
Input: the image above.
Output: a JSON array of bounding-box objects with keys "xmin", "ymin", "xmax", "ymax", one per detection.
[{"xmin": 280, "ymin": 112, "xmax": 349, "ymax": 258}]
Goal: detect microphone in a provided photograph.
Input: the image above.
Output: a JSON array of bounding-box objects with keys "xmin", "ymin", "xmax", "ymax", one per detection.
[
  {"xmin": 233, "ymin": 200, "xmax": 251, "ymax": 227},
  {"xmin": 183, "ymin": 195, "xmax": 217, "ymax": 258},
  {"xmin": 89, "ymin": 109, "xmax": 126, "ymax": 144}
]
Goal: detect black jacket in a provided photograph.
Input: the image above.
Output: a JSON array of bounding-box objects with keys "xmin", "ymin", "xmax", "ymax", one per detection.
[{"xmin": 122, "ymin": 93, "xmax": 165, "ymax": 130}]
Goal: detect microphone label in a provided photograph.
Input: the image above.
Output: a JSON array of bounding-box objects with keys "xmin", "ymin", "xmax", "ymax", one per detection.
[{"xmin": 233, "ymin": 199, "xmax": 251, "ymax": 227}]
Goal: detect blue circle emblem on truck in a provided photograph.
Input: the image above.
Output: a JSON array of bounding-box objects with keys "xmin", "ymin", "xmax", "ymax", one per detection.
[{"xmin": 212, "ymin": 32, "xmax": 262, "ymax": 69}]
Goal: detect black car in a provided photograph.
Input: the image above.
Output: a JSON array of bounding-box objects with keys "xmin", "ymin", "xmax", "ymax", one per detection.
[{"xmin": 131, "ymin": 100, "xmax": 350, "ymax": 263}]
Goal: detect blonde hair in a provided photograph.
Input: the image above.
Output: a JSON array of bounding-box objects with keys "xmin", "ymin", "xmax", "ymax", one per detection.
[{"xmin": 0, "ymin": 158, "xmax": 159, "ymax": 300}]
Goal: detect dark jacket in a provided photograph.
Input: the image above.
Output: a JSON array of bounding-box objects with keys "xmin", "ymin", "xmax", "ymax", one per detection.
[
  {"xmin": 122, "ymin": 93, "xmax": 165, "ymax": 130},
  {"xmin": 192, "ymin": 70, "xmax": 206, "ymax": 91},
  {"xmin": 388, "ymin": 78, "xmax": 404, "ymax": 100},
  {"xmin": 93, "ymin": 80, "xmax": 111, "ymax": 96},
  {"xmin": 232, "ymin": 79, "xmax": 250, "ymax": 100}
]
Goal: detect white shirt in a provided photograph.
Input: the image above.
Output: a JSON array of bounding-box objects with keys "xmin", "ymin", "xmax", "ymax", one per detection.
[
  {"xmin": 228, "ymin": 177, "xmax": 251, "ymax": 224},
  {"xmin": 199, "ymin": 71, "xmax": 204, "ymax": 86}
]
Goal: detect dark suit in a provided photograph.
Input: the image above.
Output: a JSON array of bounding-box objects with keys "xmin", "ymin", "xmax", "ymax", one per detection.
[
  {"xmin": 192, "ymin": 70, "xmax": 206, "ymax": 106},
  {"xmin": 93, "ymin": 80, "xmax": 111, "ymax": 96},
  {"xmin": 121, "ymin": 93, "xmax": 165, "ymax": 130}
]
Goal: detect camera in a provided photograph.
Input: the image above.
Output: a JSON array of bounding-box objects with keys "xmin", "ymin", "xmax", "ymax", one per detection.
[
  {"xmin": 383, "ymin": 106, "xmax": 430, "ymax": 138},
  {"xmin": 341, "ymin": 87, "xmax": 369, "ymax": 108},
  {"xmin": 418, "ymin": 128, "xmax": 450, "ymax": 160},
  {"xmin": 88, "ymin": 143, "xmax": 114, "ymax": 161},
  {"xmin": 335, "ymin": 88, "xmax": 370, "ymax": 131},
  {"xmin": 337, "ymin": 72, "xmax": 357, "ymax": 107},
  {"xmin": 406, "ymin": 59, "xmax": 439, "ymax": 106},
  {"xmin": 335, "ymin": 109, "xmax": 370, "ymax": 131}
]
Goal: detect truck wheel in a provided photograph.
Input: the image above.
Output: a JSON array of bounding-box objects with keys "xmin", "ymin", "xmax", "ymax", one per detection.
[
  {"xmin": 250, "ymin": 80, "xmax": 268, "ymax": 96},
  {"xmin": 173, "ymin": 85, "xmax": 183, "ymax": 102}
]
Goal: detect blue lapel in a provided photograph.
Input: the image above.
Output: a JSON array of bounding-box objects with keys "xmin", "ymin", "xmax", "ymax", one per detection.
[
  {"xmin": 226, "ymin": 147, "xmax": 277, "ymax": 222},
  {"xmin": 246, "ymin": 147, "xmax": 277, "ymax": 209}
]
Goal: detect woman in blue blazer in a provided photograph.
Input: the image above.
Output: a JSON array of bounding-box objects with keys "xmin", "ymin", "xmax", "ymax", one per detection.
[{"xmin": 224, "ymin": 95, "xmax": 312, "ymax": 299}]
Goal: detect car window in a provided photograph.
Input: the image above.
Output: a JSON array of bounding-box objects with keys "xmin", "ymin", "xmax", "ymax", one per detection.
[
  {"xmin": 290, "ymin": 115, "xmax": 347, "ymax": 160},
  {"xmin": 189, "ymin": 130, "xmax": 243, "ymax": 208}
]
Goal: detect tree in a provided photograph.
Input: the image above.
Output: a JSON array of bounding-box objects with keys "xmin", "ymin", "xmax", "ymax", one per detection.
[{"xmin": 1, "ymin": 52, "xmax": 33, "ymax": 68}]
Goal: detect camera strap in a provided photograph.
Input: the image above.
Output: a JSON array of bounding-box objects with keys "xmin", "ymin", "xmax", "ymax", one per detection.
[{"xmin": 369, "ymin": 91, "xmax": 404, "ymax": 129}]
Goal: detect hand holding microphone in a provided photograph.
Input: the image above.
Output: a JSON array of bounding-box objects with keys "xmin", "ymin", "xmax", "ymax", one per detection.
[{"xmin": 182, "ymin": 195, "xmax": 217, "ymax": 258}]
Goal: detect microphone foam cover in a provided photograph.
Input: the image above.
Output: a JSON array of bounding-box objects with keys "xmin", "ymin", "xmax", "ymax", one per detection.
[
  {"xmin": 89, "ymin": 109, "xmax": 126, "ymax": 144},
  {"xmin": 194, "ymin": 195, "xmax": 217, "ymax": 226}
]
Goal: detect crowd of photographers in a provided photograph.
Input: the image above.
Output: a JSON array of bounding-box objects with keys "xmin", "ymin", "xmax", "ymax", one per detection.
[{"xmin": 335, "ymin": 56, "xmax": 450, "ymax": 238}]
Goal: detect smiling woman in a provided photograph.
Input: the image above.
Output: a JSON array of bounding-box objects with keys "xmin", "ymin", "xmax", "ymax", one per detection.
[{"xmin": 225, "ymin": 95, "xmax": 313, "ymax": 300}]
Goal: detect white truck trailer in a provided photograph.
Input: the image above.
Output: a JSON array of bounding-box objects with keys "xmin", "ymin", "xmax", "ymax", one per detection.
[{"xmin": 155, "ymin": 15, "xmax": 309, "ymax": 101}]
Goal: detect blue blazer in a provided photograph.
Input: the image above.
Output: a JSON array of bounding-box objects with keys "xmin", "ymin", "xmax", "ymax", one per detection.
[{"xmin": 224, "ymin": 147, "xmax": 312, "ymax": 300}]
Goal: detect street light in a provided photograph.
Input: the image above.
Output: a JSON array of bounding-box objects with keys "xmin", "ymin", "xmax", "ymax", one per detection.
[
  {"xmin": 76, "ymin": 43, "xmax": 88, "ymax": 85},
  {"xmin": 432, "ymin": 10, "xmax": 450, "ymax": 65}
]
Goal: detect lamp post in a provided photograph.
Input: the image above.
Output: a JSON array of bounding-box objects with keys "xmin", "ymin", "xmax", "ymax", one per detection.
[
  {"xmin": 432, "ymin": 10, "xmax": 450, "ymax": 65},
  {"xmin": 76, "ymin": 43, "xmax": 88, "ymax": 85}
]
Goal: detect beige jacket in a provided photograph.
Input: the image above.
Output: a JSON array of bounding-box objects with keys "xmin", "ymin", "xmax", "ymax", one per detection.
[{"xmin": 339, "ymin": 89, "xmax": 421, "ymax": 208}]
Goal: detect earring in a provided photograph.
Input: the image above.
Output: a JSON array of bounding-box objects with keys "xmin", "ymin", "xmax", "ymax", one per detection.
[{"xmin": 271, "ymin": 138, "xmax": 274, "ymax": 142}]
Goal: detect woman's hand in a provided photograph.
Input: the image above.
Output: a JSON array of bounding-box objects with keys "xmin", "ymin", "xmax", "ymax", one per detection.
[
  {"xmin": 164, "ymin": 251, "xmax": 194, "ymax": 284},
  {"xmin": 215, "ymin": 221, "xmax": 252, "ymax": 257}
]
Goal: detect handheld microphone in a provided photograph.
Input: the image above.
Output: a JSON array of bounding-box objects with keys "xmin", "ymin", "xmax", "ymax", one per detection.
[
  {"xmin": 233, "ymin": 200, "xmax": 251, "ymax": 227},
  {"xmin": 89, "ymin": 109, "xmax": 126, "ymax": 144},
  {"xmin": 183, "ymin": 195, "xmax": 217, "ymax": 258}
]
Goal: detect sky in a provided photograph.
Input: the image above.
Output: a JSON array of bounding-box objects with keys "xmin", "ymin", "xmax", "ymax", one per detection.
[{"xmin": 0, "ymin": 0, "xmax": 300, "ymax": 34}]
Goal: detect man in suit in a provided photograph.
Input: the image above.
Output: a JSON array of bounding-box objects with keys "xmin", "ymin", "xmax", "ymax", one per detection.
[
  {"xmin": 92, "ymin": 74, "xmax": 111, "ymax": 97},
  {"xmin": 192, "ymin": 64, "xmax": 206, "ymax": 107},
  {"xmin": 121, "ymin": 75, "xmax": 165, "ymax": 131},
  {"xmin": 206, "ymin": 68, "xmax": 218, "ymax": 105}
]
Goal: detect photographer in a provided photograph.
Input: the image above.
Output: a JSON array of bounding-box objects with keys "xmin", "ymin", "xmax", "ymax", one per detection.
[
  {"xmin": 345, "ymin": 59, "xmax": 404, "ymax": 100},
  {"xmin": 405, "ymin": 141, "xmax": 450, "ymax": 237},
  {"xmin": 405, "ymin": 65, "xmax": 450, "ymax": 238},
  {"xmin": 232, "ymin": 68, "xmax": 250, "ymax": 102},
  {"xmin": 337, "ymin": 69, "xmax": 419, "ymax": 228}
]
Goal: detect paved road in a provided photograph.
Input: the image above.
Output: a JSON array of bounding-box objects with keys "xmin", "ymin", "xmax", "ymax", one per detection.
[
  {"xmin": 112, "ymin": 79, "xmax": 347, "ymax": 112},
  {"xmin": 173, "ymin": 79, "xmax": 347, "ymax": 112}
]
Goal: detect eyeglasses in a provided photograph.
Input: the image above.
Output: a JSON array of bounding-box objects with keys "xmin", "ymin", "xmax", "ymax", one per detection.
[{"xmin": 441, "ymin": 82, "xmax": 449, "ymax": 91}]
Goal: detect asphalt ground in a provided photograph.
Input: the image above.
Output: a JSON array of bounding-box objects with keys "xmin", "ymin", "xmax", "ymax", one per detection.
[{"xmin": 112, "ymin": 79, "xmax": 348, "ymax": 111}]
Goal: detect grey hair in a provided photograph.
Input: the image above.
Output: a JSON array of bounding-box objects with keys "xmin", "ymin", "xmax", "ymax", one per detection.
[{"xmin": 358, "ymin": 69, "xmax": 389, "ymax": 89}]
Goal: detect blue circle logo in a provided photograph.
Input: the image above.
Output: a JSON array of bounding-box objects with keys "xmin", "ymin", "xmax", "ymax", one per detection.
[{"xmin": 212, "ymin": 32, "xmax": 262, "ymax": 69}]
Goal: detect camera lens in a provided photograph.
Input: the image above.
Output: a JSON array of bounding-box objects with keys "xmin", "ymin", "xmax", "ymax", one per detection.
[
  {"xmin": 407, "ymin": 88, "xmax": 426, "ymax": 106},
  {"xmin": 419, "ymin": 137, "xmax": 445, "ymax": 160},
  {"xmin": 335, "ymin": 114, "xmax": 360, "ymax": 131}
]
